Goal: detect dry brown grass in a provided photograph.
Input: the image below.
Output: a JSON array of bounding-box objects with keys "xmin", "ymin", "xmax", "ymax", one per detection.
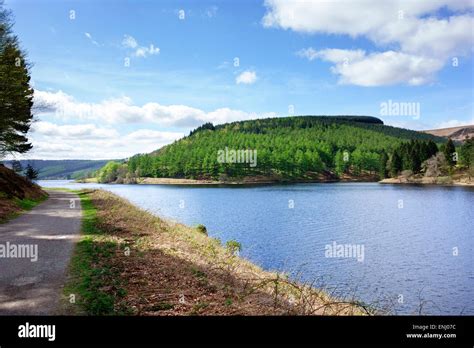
[{"xmin": 81, "ymin": 189, "xmax": 370, "ymax": 316}]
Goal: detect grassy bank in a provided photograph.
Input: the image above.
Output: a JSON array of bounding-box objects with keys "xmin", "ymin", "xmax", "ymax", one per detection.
[
  {"xmin": 0, "ymin": 194, "xmax": 48, "ymax": 223},
  {"xmin": 0, "ymin": 165, "xmax": 49, "ymax": 222},
  {"xmin": 63, "ymin": 189, "xmax": 370, "ymax": 316}
]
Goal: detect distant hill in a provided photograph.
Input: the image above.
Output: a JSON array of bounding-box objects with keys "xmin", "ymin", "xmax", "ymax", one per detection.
[
  {"xmin": 118, "ymin": 115, "xmax": 445, "ymax": 182},
  {"xmin": 423, "ymin": 125, "xmax": 474, "ymax": 142},
  {"xmin": 2, "ymin": 159, "xmax": 112, "ymax": 179}
]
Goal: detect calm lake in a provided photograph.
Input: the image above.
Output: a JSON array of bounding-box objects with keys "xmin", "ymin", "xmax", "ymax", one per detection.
[{"xmin": 38, "ymin": 180, "xmax": 474, "ymax": 315}]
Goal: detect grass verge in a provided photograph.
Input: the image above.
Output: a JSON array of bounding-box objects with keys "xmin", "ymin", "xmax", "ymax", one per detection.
[{"xmin": 62, "ymin": 190, "xmax": 130, "ymax": 315}]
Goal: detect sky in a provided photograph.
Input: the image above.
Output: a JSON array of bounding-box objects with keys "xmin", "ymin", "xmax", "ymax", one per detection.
[{"xmin": 5, "ymin": 0, "xmax": 474, "ymax": 159}]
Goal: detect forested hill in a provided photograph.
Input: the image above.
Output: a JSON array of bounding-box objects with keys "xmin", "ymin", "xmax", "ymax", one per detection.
[
  {"xmin": 185, "ymin": 115, "xmax": 384, "ymax": 139},
  {"xmin": 182, "ymin": 115, "xmax": 439, "ymax": 143},
  {"xmin": 105, "ymin": 115, "xmax": 446, "ymax": 183}
]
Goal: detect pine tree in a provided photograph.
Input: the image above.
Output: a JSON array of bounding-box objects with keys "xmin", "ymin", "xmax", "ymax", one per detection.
[
  {"xmin": 25, "ymin": 163, "xmax": 38, "ymax": 181},
  {"xmin": 444, "ymin": 138, "xmax": 456, "ymax": 166},
  {"xmin": 427, "ymin": 140, "xmax": 438, "ymax": 158},
  {"xmin": 459, "ymin": 137, "xmax": 473, "ymax": 168},
  {"xmin": 0, "ymin": 2, "xmax": 34, "ymax": 157},
  {"xmin": 391, "ymin": 150, "xmax": 402, "ymax": 177},
  {"xmin": 409, "ymin": 146, "xmax": 422, "ymax": 173}
]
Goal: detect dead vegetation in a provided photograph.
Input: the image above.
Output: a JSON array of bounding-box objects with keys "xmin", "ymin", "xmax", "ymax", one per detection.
[{"xmin": 0, "ymin": 164, "xmax": 47, "ymax": 221}]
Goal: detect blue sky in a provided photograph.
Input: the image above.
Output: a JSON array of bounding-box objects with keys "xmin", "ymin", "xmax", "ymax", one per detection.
[{"xmin": 5, "ymin": 0, "xmax": 474, "ymax": 159}]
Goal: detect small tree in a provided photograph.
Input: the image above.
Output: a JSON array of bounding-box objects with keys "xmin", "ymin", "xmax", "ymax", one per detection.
[
  {"xmin": 459, "ymin": 137, "xmax": 474, "ymax": 179},
  {"xmin": 226, "ymin": 240, "xmax": 241, "ymax": 256},
  {"xmin": 459, "ymin": 137, "xmax": 473, "ymax": 168},
  {"xmin": 196, "ymin": 224, "xmax": 207, "ymax": 235},
  {"xmin": 427, "ymin": 140, "xmax": 439, "ymax": 158},
  {"xmin": 25, "ymin": 163, "xmax": 38, "ymax": 180},
  {"xmin": 422, "ymin": 152, "xmax": 447, "ymax": 180},
  {"xmin": 408, "ymin": 147, "xmax": 422, "ymax": 173},
  {"xmin": 444, "ymin": 138, "xmax": 456, "ymax": 167}
]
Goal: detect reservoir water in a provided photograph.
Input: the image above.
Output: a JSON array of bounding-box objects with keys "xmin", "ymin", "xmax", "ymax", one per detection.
[{"xmin": 38, "ymin": 180, "xmax": 474, "ymax": 315}]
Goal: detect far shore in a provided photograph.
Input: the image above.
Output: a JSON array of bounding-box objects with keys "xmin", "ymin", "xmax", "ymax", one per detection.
[
  {"xmin": 379, "ymin": 177, "xmax": 474, "ymax": 187},
  {"xmin": 76, "ymin": 175, "xmax": 380, "ymax": 186},
  {"xmin": 75, "ymin": 174, "xmax": 474, "ymax": 187}
]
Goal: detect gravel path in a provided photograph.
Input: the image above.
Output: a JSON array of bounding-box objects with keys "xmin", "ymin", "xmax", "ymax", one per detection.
[{"xmin": 0, "ymin": 190, "xmax": 81, "ymax": 315}]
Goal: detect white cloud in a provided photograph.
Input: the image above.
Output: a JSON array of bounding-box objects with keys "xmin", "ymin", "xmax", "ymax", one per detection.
[
  {"xmin": 374, "ymin": 14, "xmax": 473, "ymax": 58},
  {"xmin": 84, "ymin": 32, "xmax": 100, "ymax": 46},
  {"xmin": 31, "ymin": 121, "xmax": 118, "ymax": 139},
  {"xmin": 384, "ymin": 116, "xmax": 474, "ymax": 131},
  {"xmin": 305, "ymin": 48, "xmax": 443, "ymax": 86},
  {"xmin": 134, "ymin": 44, "xmax": 160, "ymax": 57},
  {"xmin": 236, "ymin": 70, "xmax": 257, "ymax": 84},
  {"xmin": 435, "ymin": 118, "xmax": 474, "ymax": 129},
  {"xmin": 33, "ymin": 90, "xmax": 276, "ymax": 128},
  {"xmin": 263, "ymin": 0, "xmax": 473, "ymax": 37},
  {"xmin": 122, "ymin": 34, "xmax": 160, "ymax": 58},
  {"xmin": 122, "ymin": 34, "xmax": 138, "ymax": 48},
  {"xmin": 22, "ymin": 121, "xmax": 186, "ymax": 160},
  {"xmin": 296, "ymin": 47, "xmax": 318, "ymax": 61},
  {"xmin": 383, "ymin": 119, "xmax": 430, "ymax": 131},
  {"xmin": 125, "ymin": 129, "xmax": 185, "ymax": 142},
  {"xmin": 266, "ymin": 0, "xmax": 474, "ymax": 86},
  {"xmin": 298, "ymin": 48, "xmax": 365, "ymax": 63}
]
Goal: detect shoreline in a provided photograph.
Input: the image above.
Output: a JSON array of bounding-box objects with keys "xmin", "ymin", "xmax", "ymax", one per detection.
[
  {"xmin": 379, "ymin": 177, "xmax": 474, "ymax": 187},
  {"xmin": 76, "ymin": 176, "xmax": 474, "ymax": 187},
  {"xmin": 76, "ymin": 176, "xmax": 380, "ymax": 186},
  {"xmin": 138, "ymin": 177, "xmax": 362, "ymax": 185}
]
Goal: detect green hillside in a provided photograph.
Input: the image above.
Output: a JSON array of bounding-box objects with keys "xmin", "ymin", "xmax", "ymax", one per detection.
[
  {"xmin": 118, "ymin": 115, "xmax": 445, "ymax": 182},
  {"xmin": 2, "ymin": 159, "xmax": 111, "ymax": 179}
]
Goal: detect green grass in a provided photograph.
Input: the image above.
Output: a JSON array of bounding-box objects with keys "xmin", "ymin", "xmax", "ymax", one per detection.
[
  {"xmin": 41, "ymin": 187, "xmax": 76, "ymax": 192},
  {"xmin": 14, "ymin": 197, "xmax": 47, "ymax": 210},
  {"xmin": 63, "ymin": 190, "xmax": 130, "ymax": 315}
]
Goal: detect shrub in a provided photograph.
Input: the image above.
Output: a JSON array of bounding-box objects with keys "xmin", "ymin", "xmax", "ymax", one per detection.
[
  {"xmin": 196, "ymin": 224, "xmax": 207, "ymax": 235},
  {"xmin": 226, "ymin": 240, "xmax": 242, "ymax": 255}
]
